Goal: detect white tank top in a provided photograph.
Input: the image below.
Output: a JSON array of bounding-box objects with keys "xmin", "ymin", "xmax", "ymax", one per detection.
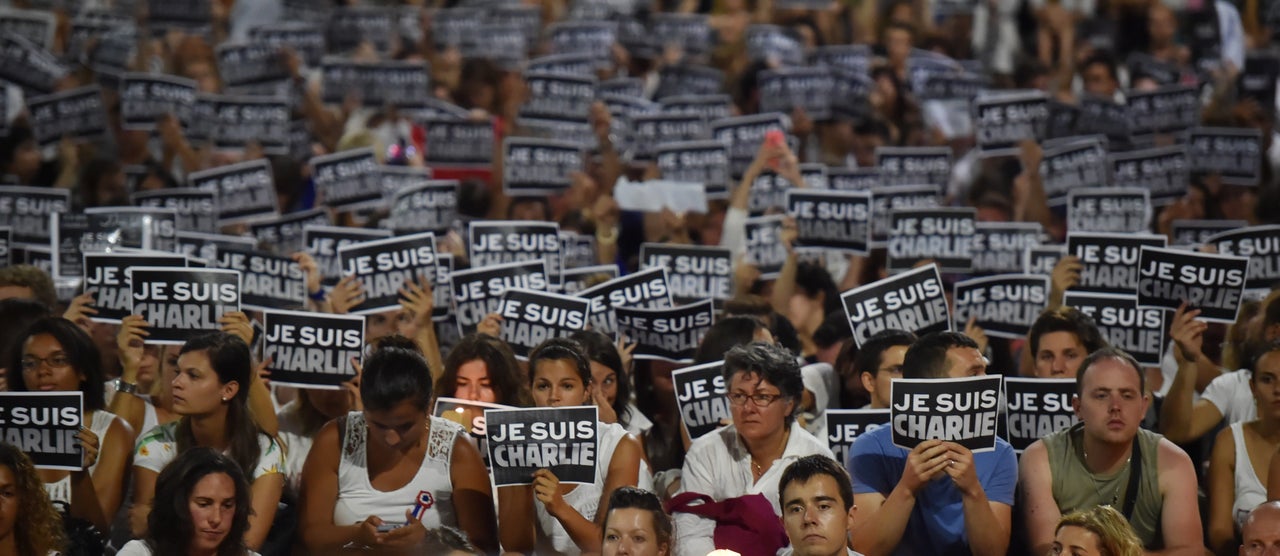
[
  {"xmin": 44, "ymin": 410, "xmax": 117, "ymax": 504},
  {"xmin": 332, "ymin": 412, "xmax": 464, "ymax": 529},
  {"xmin": 1232, "ymin": 422, "xmax": 1268, "ymax": 530}
]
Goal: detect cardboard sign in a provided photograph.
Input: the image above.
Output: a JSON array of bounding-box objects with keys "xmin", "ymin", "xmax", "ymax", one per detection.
[
  {"xmin": 549, "ymin": 20, "xmax": 617, "ymax": 57},
  {"xmin": 521, "ymin": 72, "xmax": 596, "ymax": 124},
  {"xmin": 0, "ymin": 186, "xmax": 70, "ymax": 244},
  {"xmin": 337, "ymin": 231, "xmax": 438, "ymax": 315},
  {"xmin": 215, "ymin": 42, "xmax": 287, "ymax": 90},
  {"xmin": 83, "ymin": 253, "xmax": 188, "ymax": 323},
  {"xmin": 486, "ymin": 406, "xmax": 598, "ymax": 486},
  {"xmin": 1207, "ymin": 225, "xmax": 1280, "ymax": 289},
  {"xmin": 628, "ymin": 113, "xmax": 708, "ymax": 161},
  {"xmin": 953, "ymin": 274, "xmax": 1050, "ymax": 339},
  {"xmin": 1026, "ymin": 245, "xmax": 1066, "ymax": 275},
  {"xmin": 887, "ymin": 208, "xmax": 977, "ymax": 273},
  {"xmin": 0, "ymin": 392, "xmax": 82, "ymax": 470},
  {"xmin": 787, "ymin": 190, "xmax": 871, "ymax": 254},
  {"xmin": 423, "ymin": 119, "xmax": 494, "ymax": 167},
  {"xmin": 828, "ymin": 167, "xmax": 880, "ymax": 192},
  {"xmin": 890, "ymin": 375, "xmax": 1002, "ymax": 452},
  {"xmin": 215, "ymin": 247, "xmax": 306, "ymax": 311},
  {"xmin": 321, "ymin": 59, "xmax": 428, "ymax": 108},
  {"xmin": 1127, "ymin": 85, "xmax": 1199, "ymax": 136},
  {"xmin": 434, "ymin": 396, "xmax": 513, "ymax": 442},
  {"xmin": 469, "ymin": 221, "xmax": 561, "ymax": 279},
  {"xmin": 597, "ymin": 78, "xmax": 646, "ymax": 99},
  {"xmin": 813, "ymin": 44, "xmax": 871, "ymax": 73},
  {"xmin": 1109, "ymin": 145, "xmax": 1189, "ymax": 206},
  {"xmin": 874, "ymin": 147, "xmax": 952, "ymax": 187},
  {"xmin": 262, "ymin": 309, "xmax": 364, "ymax": 389},
  {"xmin": 502, "ymin": 138, "xmax": 585, "ymax": 196},
  {"xmin": 577, "ymin": 267, "xmax": 673, "ymax": 335},
  {"xmin": 0, "ymin": 226, "xmax": 9, "ymax": 266},
  {"xmin": 974, "ymin": 91, "xmax": 1049, "ymax": 155},
  {"xmin": 1240, "ymin": 53, "xmax": 1280, "ymax": 110},
  {"xmin": 83, "ymin": 207, "xmax": 178, "ymax": 253},
  {"xmin": 560, "ymin": 264, "xmax": 618, "ymax": 296},
  {"xmin": 312, "ymin": 148, "xmax": 383, "ymax": 210},
  {"xmin": 302, "ymin": 225, "xmax": 391, "ymax": 287},
  {"xmin": 1188, "ymin": 127, "xmax": 1262, "ymax": 186},
  {"xmin": 50, "ymin": 214, "xmax": 90, "ymax": 280},
  {"xmin": 1172, "ymin": 220, "xmax": 1247, "ymax": 246},
  {"xmin": 1137, "ymin": 246, "xmax": 1248, "ymax": 323},
  {"xmin": 870, "ymin": 185, "xmax": 941, "ymax": 248},
  {"xmin": 27, "ymin": 85, "xmax": 107, "ymax": 148},
  {"xmin": 387, "ymin": 180, "xmax": 458, "ymax": 235},
  {"xmin": 189, "ymin": 159, "xmax": 280, "ymax": 226},
  {"xmin": 1067, "ymin": 232, "xmax": 1167, "ymax": 295},
  {"xmin": 650, "ymin": 13, "xmax": 712, "ymax": 56},
  {"xmin": 197, "ymin": 95, "xmax": 289, "ymax": 154},
  {"xmin": 1063, "ymin": 292, "xmax": 1167, "ymax": 366},
  {"xmin": 1074, "ymin": 97, "xmax": 1131, "ymax": 145},
  {"xmin": 433, "ymin": 253, "xmax": 454, "ymax": 321},
  {"xmin": 131, "ymin": 188, "xmax": 217, "ymax": 235},
  {"xmin": 0, "ymin": 9, "xmax": 53, "ymax": 49},
  {"xmin": 972, "ymin": 222, "xmax": 1042, "ymax": 274},
  {"xmin": 745, "ymin": 25, "xmax": 804, "ymax": 66},
  {"xmin": 842, "ymin": 264, "xmax": 950, "ymax": 347},
  {"xmin": 1067, "ymin": 188, "xmax": 1151, "ymax": 233},
  {"xmin": 119, "ymin": 73, "xmax": 196, "ymax": 131},
  {"xmin": 826, "ymin": 409, "xmax": 890, "ymax": 464},
  {"xmin": 128, "ymin": 267, "xmax": 241, "ymax": 344},
  {"xmin": 654, "ymin": 65, "xmax": 724, "ymax": 101},
  {"xmin": 615, "ymin": 299, "xmax": 715, "ymax": 362},
  {"xmin": 1003, "ymin": 378, "xmax": 1077, "ymax": 453},
  {"xmin": 1040, "ymin": 137, "xmax": 1108, "ymax": 206},
  {"xmin": 743, "ymin": 216, "xmax": 787, "ymax": 279},
  {"xmin": 147, "ymin": 0, "xmax": 211, "ymax": 31},
  {"xmin": 175, "ymin": 231, "xmax": 256, "ymax": 262},
  {"xmin": 672, "ymin": 361, "xmax": 729, "ymax": 440},
  {"xmin": 748, "ymin": 171, "xmax": 794, "ymax": 214},
  {"xmin": 249, "ymin": 23, "xmax": 325, "ymax": 67},
  {"xmin": 0, "ymin": 32, "xmax": 65, "ymax": 95},
  {"xmin": 378, "ymin": 165, "xmax": 433, "ymax": 199},
  {"xmin": 451, "ymin": 260, "xmax": 549, "ymax": 336},
  {"xmin": 710, "ymin": 113, "xmax": 788, "ymax": 179},
  {"xmin": 640, "ymin": 244, "xmax": 732, "ymax": 303},
  {"xmin": 660, "ymin": 94, "xmax": 733, "ymax": 121},
  {"xmin": 250, "ymin": 208, "xmax": 331, "ymax": 256},
  {"xmin": 1127, "ymin": 52, "xmax": 1182, "ymax": 87},
  {"xmin": 758, "ymin": 68, "xmax": 835, "ymax": 121},
  {"xmin": 560, "ymin": 233, "xmax": 597, "ymax": 270},
  {"xmin": 499, "ymin": 288, "xmax": 591, "ymax": 359},
  {"xmin": 830, "ymin": 69, "xmax": 874, "ymax": 121},
  {"xmin": 919, "ymin": 72, "xmax": 987, "ymax": 102},
  {"xmin": 654, "ymin": 140, "xmax": 730, "ymax": 198}
]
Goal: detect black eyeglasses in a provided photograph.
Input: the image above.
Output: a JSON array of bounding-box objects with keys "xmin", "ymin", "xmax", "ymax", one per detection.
[
  {"xmin": 727, "ymin": 392, "xmax": 784, "ymax": 407},
  {"xmin": 21, "ymin": 354, "xmax": 72, "ymax": 371}
]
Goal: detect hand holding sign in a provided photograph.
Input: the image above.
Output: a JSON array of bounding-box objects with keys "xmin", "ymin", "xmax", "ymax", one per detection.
[
  {"xmin": 116, "ymin": 314, "xmax": 150, "ymax": 378},
  {"xmin": 1169, "ymin": 302, "xmax": 1207, "ymax": 365},
  {"xmin": 397, "ymin": 275, "xmax": 435, "ymax": 334}
]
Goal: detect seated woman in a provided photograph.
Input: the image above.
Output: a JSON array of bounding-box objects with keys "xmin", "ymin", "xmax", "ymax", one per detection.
[
  {"xmin": 674, "ymin": 342, "xmax": 834, "ymax": 556},
  {"xmin": 1212, "ymin": 344, "xmax": 1280, "ymax": 554},
  {"xmin": 434, "ymin": 332, "xmax": 532, "ymax": 418},
  {"xmin": 570, "ymin": 330, "xmax": 651, "ymax": 437},
  {"xmin": 119, "ymin": 447, "xmax": 258, "ymax": 556},
  {"xmin": 11, "ymin": 317, "xmax": 133, "ymax": 531},
  {"xmin": 130, "ymin": 332, "xmax": 284, "ymax": 552},
  {"xmin": 0, "ymin": 442, "xmax": 66, "ymax": 555},
  {"xmin": 499, "ymin": 338, "xmax": 645, "ymax": 555},
  {"xmin": 299, "ymin": 336, "xmax": 498, "ymax": 553},
  {"xmin": 602, "ymin": 486, "xmax": 673, "ymax": 556}
]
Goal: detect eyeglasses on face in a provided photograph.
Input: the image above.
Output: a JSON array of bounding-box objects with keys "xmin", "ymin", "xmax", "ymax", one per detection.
[
  {"xmin": 21, "ymin": 354, "xmax": 72, "ymax": 372},
  {"xmin": 727, "ymin": 392, "xmax": 783, "ymax": 407}
]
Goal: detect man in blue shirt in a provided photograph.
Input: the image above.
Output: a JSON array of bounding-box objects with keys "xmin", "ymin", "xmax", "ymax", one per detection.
[{"xmin": 845, "ymin": 332, "xmax": 1016, "ymax": 556}]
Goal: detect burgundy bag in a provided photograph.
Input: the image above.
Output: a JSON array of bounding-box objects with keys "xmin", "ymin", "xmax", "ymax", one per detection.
[{"xmin": 665, "ymin": 492, "xmax": 789, "ymax": 556}]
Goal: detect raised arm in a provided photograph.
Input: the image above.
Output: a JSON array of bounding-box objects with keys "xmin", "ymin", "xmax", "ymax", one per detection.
[
  {"xmin": 110, "ymin": 315, "xmax": 151, "ymax": 434},
  {"xmin": 399, "ymin": 276, "xmax": 444, "ymax": 383},
  {"xmin": 946, "ymin": 443, "xmax": 1012, "ymax": 556},
  {"xmin": 1160, "ymin": 304, "xmax": 1221, "ymax": 444}
]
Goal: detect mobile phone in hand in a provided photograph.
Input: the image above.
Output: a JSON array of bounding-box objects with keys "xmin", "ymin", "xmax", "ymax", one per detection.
[{"xmin": 376, "ymin": 522, "xmax": 405, "ymax": 533}]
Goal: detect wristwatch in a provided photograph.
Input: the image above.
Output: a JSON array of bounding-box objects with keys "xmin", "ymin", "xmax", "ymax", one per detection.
[{"xmin": 116, "ymin": 379, "xmax": 139, "ymax": 395}]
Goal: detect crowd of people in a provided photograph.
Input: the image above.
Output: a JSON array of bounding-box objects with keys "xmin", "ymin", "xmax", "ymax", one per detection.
[{"xmin": 0, "ymin": 0, "xmax": 1276, "ymax": 554}]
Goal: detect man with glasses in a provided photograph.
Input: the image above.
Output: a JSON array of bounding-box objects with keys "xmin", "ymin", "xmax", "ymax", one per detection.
[
  {"xmin": 845, "ymin": 331, "xmax": 1016, "ymax": 556},
  {"xmin": 852, "ymin": 330, "xmax": 916, "ymax": 409}
]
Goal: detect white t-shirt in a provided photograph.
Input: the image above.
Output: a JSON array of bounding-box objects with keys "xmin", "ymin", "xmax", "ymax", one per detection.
[
  {"xmin": 1201, "ymin": 369, "xmax": 1257, "ymax": 425},
  {"xmin": 116, "ymin": 539, "xmax": 260, "ymax": 556},
  {"xmin": 134, "ymin": 422, "xmax": 285, "ymax": 480},
  {"xmin": 275, "ymin": 400, "xmax": 317, "ymax": 499}
]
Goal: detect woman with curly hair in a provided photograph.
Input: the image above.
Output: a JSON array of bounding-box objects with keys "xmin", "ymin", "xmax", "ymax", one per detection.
[
  {"xmin": 118, "ymin": 447, "xmax": 256, "ymax": 556},
  {"xmin": 1053, "ymin": 505, "xmax": 1145, "ymax": 556},
  {"xmin": 0, "ymin": 442, "xmax": 65, "ymax": 556}
]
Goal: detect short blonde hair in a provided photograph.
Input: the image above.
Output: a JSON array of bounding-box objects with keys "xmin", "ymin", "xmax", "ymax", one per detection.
[
  {"xmin": 0, "ymin": 264, "xmax": 56, "ymax": 309},
  {"xmin": 1055, "ymin": 506, "xmax": 1144, "ymax": 556}
]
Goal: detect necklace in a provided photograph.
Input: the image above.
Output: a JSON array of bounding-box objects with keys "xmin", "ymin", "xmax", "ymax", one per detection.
[
  {"xmin": 750, "ymin": 429, "xmax": 791, "ymax": 479},
  {"xmin": 1083, "ymin": 447, "xmax": 1131, "ymax": 506}
]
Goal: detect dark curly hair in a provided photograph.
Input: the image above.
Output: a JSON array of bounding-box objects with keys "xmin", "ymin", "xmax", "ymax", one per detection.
[
  {"xmin": 11, "ymin": 317, "xmax": 106, "ymax": 412},
  {"xmin": 570, "ymin": 329, "xmax": 632, "ymax": 428},
  {"xmin": 438, "ymin": 333, "xmax": 532, "ymax": 408},
  {"xmin": 144, "ymin": 447, "xmax": 251, "ymax": 556},
  {"xmin": 0, "ymin": 443, "xmax": 65, "ymax": 555}
]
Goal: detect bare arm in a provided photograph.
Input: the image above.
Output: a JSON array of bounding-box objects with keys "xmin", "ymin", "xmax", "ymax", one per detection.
[
  {"xmin": 448, "ymin": 436, "xmax": 498, "ymax": 553},
  {"xmin": 91, "ymin": 417, "xmax": 134, "ymax": 521},
  {"xmin": 1207, "ymin": 427, "xmax": 1237, "ymax": 556},
  {"xmin": 946, "ymin": 443, "xmax": 1010, "ymax": 556},
  {"xmin": 1160, "ymin": 304, "xmax": 1221, "ymax": 443},
  {"xmin": 1018, "ymin": 441, "xmax": 1062, "ymax": 556},
  {"xmin": 130, "ymin": 467, "xmax": 158, "ymax": 538},
  {"xmin": 299, "ymin": 422, "xmax": 368, "ymax": 551},
  {"xmin": 244, "ymin": 471, "xmax": 285, "ymax": 550},
  {"xmin": 497, "ymin": 485, "xmax": 536, "ymax": 553},
  {"xmin": 110, "ymin": 314, "xmax": 150, "ymax": 434},
  {"xmin": 769, "ymin": 218, "xmax": 799, "ymax": 316},
  {"xmin": 1149, "ymin": 439, "xmax": 1205, "ymax": 555}
]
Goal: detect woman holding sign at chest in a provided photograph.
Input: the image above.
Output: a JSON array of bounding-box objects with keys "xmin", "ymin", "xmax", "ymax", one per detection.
[
  {"xmin": 10, "ymin": 317, "xmax": 133, "ymax": 532},
  {"xmin": 298, "ymin": 336, "xmax": 498, "ymax": 554},
  {"xmin": 498, "ymin": 337, "xmax": 645, "ymax": 555}
]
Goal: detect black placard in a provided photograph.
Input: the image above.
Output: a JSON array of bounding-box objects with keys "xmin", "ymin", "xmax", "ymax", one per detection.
[
  {"xmin": 1188, "ymin": 127, "xmax": 1262, "ymax": 186},
  {"xmin": 560, "ymin": 264, "xmax": 618, "ymax": 296},
  {"xmin": 1003, "ymin": 378, "xmax": 1077, "ymax": 453},
  {"xmin": 1240, "ymin": 53, "xmax": 1279, "ymax": 110},
  {"xmin": 560, "ymin": 233, "xmax": 597, "ymax": 270},
  {"xmin": 176, "ymin": 231, "xmax": 256, "ymax": 263},
  {"xmin": 870, "ymin": 185, "xmax": 941, "ymax": 248},
  {"xmin": 1074, "ymin": 97, "xmax": 1130, "ymax": 145},
  {"xmin": 758, "ymin": 67, "xmax": 835, "ymax": 121},
  {"xmin": 27, "ymin": 85, "xmax": 107, "ymax": 148},
  {"xmin": 469, "ymin": 221, "xmax": 561, "ymax": 281},
  {"xmin": 654, "ymin": 140, "xmax": 730, "ymax": 199},
  {"xmin": 389, "ymin": 180, "xmax": 458, "ymax": 235},
  {"xmin": 842, "ymin": 264, "xmax": 950, "ymax": 347},
  {"xmin": 672, "ymin": 361, "xmax": 729, "ymax": 440},
  {"xmin": 1127, "ymin": 85, "xmax": 1199, "ymax": 136},
  {"xmin": 650, "ymin": 13, "xmax": 712, "ymax": 56},
  {"xmin": 826, "ymin": 409, "xmax": 890, "ymax": 465},
  {"xmin": 830, "ymin": 68, "xmax": 874, "ymax": 121},
  {"xmin": 250, "ymin": 208, "xmax": 331, "ymax": 256},
  {"xmin": 1067, "ymin": 188, "xmax": 1150, "ymax": 233},
  {"xmin": 0, "ymin": 9, "xmax": 53, "ymax": 49},
  {"xmin": 1026, "ymin": 245, "xmax": 1066, "ymax": 275},
  {"xmin": 812, "ymin": 45, "xmax": 871, "ymax": 73},
  {"xmin": 628, "ymin": 113, "xmax": 708, "ymax": 161},
  {"xmin": 129, "ymin": 267, "xmax": 241, "ymax": 344},
  {"xmin": 787, "ymin": 190, "xmax": 871, "ymax": 254},
  {"xmin": 312, "ymin": 148, "xmax": 383, "ymax": 210},
  {"xmin": 748, "ymin": 171, "xmax": 793, "ymax": 214},
  {"xmin": 450, "ymin": 260, "xmax": 549, "ymax": 336},
  {"xmin": 423, "ymin": 119, "xmax": 494, "ymax": 167},
  {"xmin": 189, "ymin": 159, "xmax": 280, "ymax": 226},
  {"xmin": 521, "ymin": 72, "xmax": 596, "ymax": 123},
  {"xmin": 499, "ymin": 288, "xmax": 591, "ymax": 359},
  {"xmin": 303, "ymin": 225, "xmax": 391, "ymax": 287},
  {"xmin": 577, "ymin": 267, "xmax": 673, "ymax": 335},
  {"xmin": 0, "ymin": 186, "xmax": 69, "ymax": 244},
  {"xmin": 890, "ymin": 375, "xmax": 1002, "ymax": 452},
  {"xmin": 953, "ymin": 274, "xmax": 1050, "ymax": 339},
  {"xmin": 1109, "ymin": 145, "xmax": 1189, "ymax": 206},
  {"xmin": 249, "ymin": 23, "xmax": 324, "ymax": 67},
  {"xmin": 198, "ymin": 95, "xmax": 289, "ymax": 155},
  {"xmin": 974, "ymin": 91, "xmax": 1049, "ymax": 155},
  {"xmin": 401, "ymin": 98, "xmax": 471, "ymax": 123},
  {"xmin": 83, "ymin": 207, "xmax": 178, "ymax": 253},
  {"xmin": 1063, "ymin": 291, "xmax": 1167, "ymax": 366},
  {"xmin": 744, "ymin": 216, "xmax": 787, "ymax": 279},
  {"xmin": 325, "ymin": 7, "xmax": 396, "ymax": 54},
  {"xmin": 1040, "ymin": 137, "xmax": 1108, "ymax": 206},
  {"xmin": 874, "ymin": 146, "xmax": 952, "ymax": 187},
  {"xmin": 215, "ymin": 42, "xmax": 287, "ymax": 90},
  {"xmin": 1208, "ymin": 225, "xmax": 1280, "ymax": 289},
  {"xmin": 147, "ymin": 0, "xmax": 210, "ymax": 31},
  {"xmin": 0, "ymin": 392, "xmax": 82, "ymax": 470},
  {"xmin": 972, "ymin": 222, "xmax": 1042, "ymax": 274},
  {"xmin": 50, "ymin": 214, "xmax": 89, "ymax": 280},
  {"xmin": 502, "ymin": 138, "xmax": 585, "ymax": 196},
  {"xmin": 262, "ymin": 309, "xmax": 365, "ymax": 389},
  {"xmin": 655, "ymin": 65, "xmax": 725, "ymax": 100},
  {"xmin": 321, "ymin": 58, "xmax": 428, "ymax": 107},
  {"xmin": 745, "ymin": 25, "xmax": 803, "ymax": 66},
  {"xmin": 433, "ymin": 253, "xmax": 454, "ymax": 321},
  {"xmin": 0, "ymin": 32, "xmax": 65, "ymax": 95},
  {"xmin": 83, "ymin": 253, "xmax": 187, "ymax": 323},
  {"xmin": 615, "ymin": 299, "xmax": 715, "ymax": 362},
  {"xmin": 1067, "ymin": 232, "xmax": 1167, "ymax": 295},
  {"xmin": 887, "ymin": 208, "xmax": 977, "ymax": 273},
  {"xmin": 486, "ymin": 406, "xmax": 598, "ymax": 486},
  {"xmin": 828, "ymin": 167, "xmax": 880, "ymax": 191},
  {"xmin": 119, "ymin": 73, "xmax": 196, "ymax": 131},
  {"xmin": 549, "ymin": 20, "xmax": 616, "ymax": 57},
  {"xmin": 918, "ymin": 72, "xmax": 986, "ymax": 102},
  {"xmin": 0, "ymin": 226, "xmax": 10, "ymax": 266},
  {"xmin": 337, "ymin": 231, "xmax": 438, "ymax": 315},
  {"xmin": 660, "ymin": 94, "xmax": 733, "ymax": 121},
  {"xmin": 132, "ymin": 188, "xmax": 218, "ymax": 234},
  {"xmin": 378, "ymin": 165, "xmax": 433, "ymax": 199},
  {"xmin": 710, "ymin": 113, "xmax": 788, "ymax": 179},
  {"xmin": 215, "ymin": 247, "xmax": 306, "ymax": 311},
  {"xmin": 640, "ymin": 244, "xmax": 732, "ymax": 303},
  {"xmin": 1137, "ymin": 246, "xmax": 1248, "ymax": 323},
  {"xmin": 1172, "ymin": 219, "xmax": 1246, "ymax": 246}
]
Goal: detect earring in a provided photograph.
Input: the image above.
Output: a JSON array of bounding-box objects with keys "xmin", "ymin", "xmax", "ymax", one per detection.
[{"xmin": 221, "ymin": 397, "xmax": 228, "ymax": 403}]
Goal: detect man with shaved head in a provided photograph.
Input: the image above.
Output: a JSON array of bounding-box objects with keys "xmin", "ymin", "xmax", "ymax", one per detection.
[{"xmin": 1242, "ymin": 501, "xmax": 1280, "ymax": 555}]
